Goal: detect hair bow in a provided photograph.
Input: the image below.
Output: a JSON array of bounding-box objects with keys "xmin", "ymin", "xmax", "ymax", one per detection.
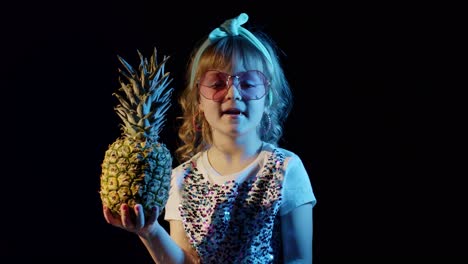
[{"xmin": 209, "ymin": 13, "xmax": 249, "ymax": 40}]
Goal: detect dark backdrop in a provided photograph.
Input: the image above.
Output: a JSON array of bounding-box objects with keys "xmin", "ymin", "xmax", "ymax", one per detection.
[{"xmin": 1, "ymin": 1, "xmax": 464, "ymax": 263}]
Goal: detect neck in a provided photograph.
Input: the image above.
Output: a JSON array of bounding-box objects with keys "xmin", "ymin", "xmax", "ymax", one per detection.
[
  {"xmin": 207, "ymin": 139, "xmax": 264, "ymax": 176},
  {"xmin": 209, "ymin": 137, "xmax": 263, "ymax": 164}
]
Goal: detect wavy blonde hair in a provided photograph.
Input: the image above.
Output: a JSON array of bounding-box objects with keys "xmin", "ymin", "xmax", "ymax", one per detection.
[{"xmin": 175, "ymin": 32, "xmax": 292, "ymax": 163}]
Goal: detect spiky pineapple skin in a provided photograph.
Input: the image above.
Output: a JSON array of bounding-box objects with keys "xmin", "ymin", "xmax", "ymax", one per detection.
[{"xmin": 100, "ymin": 136, "xmax": 172, "ymax": 216}]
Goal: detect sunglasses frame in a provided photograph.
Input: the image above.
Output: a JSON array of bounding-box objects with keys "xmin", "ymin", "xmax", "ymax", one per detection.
[{"xmin": 197, "ymin": 69, "xmax": 270, "ymax": 102}]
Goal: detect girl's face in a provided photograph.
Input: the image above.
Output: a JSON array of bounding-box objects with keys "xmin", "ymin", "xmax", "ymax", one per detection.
[{"xmin": 198, "ymin": 64, "xmax": 267, "ymax": 140}]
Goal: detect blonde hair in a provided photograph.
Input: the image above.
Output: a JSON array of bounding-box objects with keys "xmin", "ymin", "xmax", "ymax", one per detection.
[{"xmin": 175, "ymin": 31, "xmax": 292, "ymax": 163}]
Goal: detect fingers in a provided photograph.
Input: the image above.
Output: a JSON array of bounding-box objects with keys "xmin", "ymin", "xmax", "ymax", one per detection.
[
  {"xmin": 147, "ymin": 206, "xmax": 158, "ymax": 225},
  {"xmin": 133, "ymin": 205, "xmax": 159, "ymax": 228},
  {"xmin": 103, "ymin": 205, "xmax": 122, "ymax": 226},
  {"xmin": 135, "ymin": 206, "xmax": 159, "ymax": 237},
  {"xmin": 120, "ymin": 204, "xmax": 135, "ymax": 229},
  {"xmin": 103, "ymin": 205, "xmax": 112, "ymax": 223},
  {"xmin": 134, "ymin": 204, "xmax": 145, "ymax": 229}
]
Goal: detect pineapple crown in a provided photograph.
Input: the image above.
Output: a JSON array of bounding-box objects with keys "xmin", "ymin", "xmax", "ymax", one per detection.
[{"xmin": 114, "ymin": 47, "xmax": 174, "ymax": 142}]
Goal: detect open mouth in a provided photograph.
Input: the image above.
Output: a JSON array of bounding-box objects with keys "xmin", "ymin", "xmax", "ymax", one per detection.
[{"xmin": 222, "ymin": 108, "xmax": 244, "ymax": 116}]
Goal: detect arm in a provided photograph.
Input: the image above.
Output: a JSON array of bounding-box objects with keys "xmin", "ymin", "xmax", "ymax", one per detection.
[
  {"xmin": 139, "ymin": 220, "xmax": 200, "ymax": 264},
  {"xmin": 167, "ymin": 220, "xmax": 200, "ymax": 263},
  {"xmin": 281, "ymin": 202, "xmax": 314, "ymax": 264},
  {"xmin": 103, "ymin": 204, "xmax": 200, "ymax": 264}
]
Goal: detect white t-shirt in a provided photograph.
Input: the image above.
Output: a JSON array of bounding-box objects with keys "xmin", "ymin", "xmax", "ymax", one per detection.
[
  {"xmin": 164, "ymin": 142, "xmax": 316, "ymax": 262},
  {"xmin": 165, "ymin": 142, "xmax": 316, "ymax": 219}
]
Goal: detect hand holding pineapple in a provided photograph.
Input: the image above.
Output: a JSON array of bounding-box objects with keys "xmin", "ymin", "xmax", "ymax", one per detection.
[
  {"xmin": 100, "ymin": 48, "xmax": 174, "ymax": 225},
  {"xmin": 103, "ymin": 203, "xmax": 162, "ymax": 237}
]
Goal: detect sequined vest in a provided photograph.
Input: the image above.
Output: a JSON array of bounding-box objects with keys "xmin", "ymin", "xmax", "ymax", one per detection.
[{"xmin": 179, "ymin": 148, "xmax": 286, "ymax": 264}]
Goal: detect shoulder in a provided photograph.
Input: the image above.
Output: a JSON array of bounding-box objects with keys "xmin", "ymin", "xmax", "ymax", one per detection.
[
  {"xmin": 267, "ymin": 145, "xmax": 317, "ymax": 214},
  {"xmin": 264, "ymin": 143, "xmax": 312, "ymax": 190},
  {"xmin": 262, "ymin": 143, "xmax": 303, "ymax": 169},
  {"xmin": 170, "ymin": 152, "xmax": 204, "ymax": 185},
  {"xmin": 172, "ymin": 152, "xmax": 203, "ymax": 172}
]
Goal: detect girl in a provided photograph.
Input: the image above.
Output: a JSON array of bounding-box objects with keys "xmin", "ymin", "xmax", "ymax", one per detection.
[{"xmin": 103, "ymin": 13, "xmax": 316, "ymax": 264}]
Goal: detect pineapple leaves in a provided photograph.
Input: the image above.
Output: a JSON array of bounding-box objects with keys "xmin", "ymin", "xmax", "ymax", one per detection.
[{"xmin": 113, "ymin": 47, "xmax": 174, "ymax": 141}]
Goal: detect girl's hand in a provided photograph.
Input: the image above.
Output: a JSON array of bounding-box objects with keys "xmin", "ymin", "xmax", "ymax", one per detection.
[{"xmin": 103, "ymin": 203, "xmax": 160, "ymax": 238}]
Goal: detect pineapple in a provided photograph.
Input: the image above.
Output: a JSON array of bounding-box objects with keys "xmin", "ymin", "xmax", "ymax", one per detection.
[{"xmin": 100, "ymin": 47, "xmax": 174, "ymax": 219}]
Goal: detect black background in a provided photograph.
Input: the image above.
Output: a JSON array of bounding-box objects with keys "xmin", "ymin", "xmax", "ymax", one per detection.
[{"xmin": 1, "ymin": 0, "xmax": 465, "ymax": 263}]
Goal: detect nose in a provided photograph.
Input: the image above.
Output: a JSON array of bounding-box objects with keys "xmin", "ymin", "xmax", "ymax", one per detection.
[{"xmin": 225, "ymin": 76, "xmax": 242, "ymax": 100}]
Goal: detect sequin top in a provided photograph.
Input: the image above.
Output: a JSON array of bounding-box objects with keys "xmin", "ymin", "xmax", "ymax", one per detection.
[{"xmin": 165, "ymin": 143, "xmax": 316, "ymax": 263}]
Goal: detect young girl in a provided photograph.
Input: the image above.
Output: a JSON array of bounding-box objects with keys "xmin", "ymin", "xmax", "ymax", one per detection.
[{"xmin": 103, "ymin": 13, "xmax": 316, "ymax": 263}]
